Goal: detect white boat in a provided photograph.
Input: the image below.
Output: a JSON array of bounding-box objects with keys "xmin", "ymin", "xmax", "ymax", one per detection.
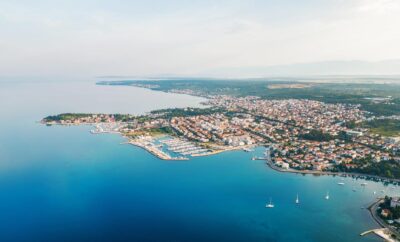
[
  {"xmin": 325, "ymin": 191, "xmax": 330, "ymax": 200},
  {"xmin": 361, "ymin": 183, "xmax": 367, "ymax": 186},
  {"xmin": 295, "ymin": 194, "xmax": 299, "ymax": 204},
  {"xmin": 337, "ymin": 182, "xmax": 345, "ymax": 185},
  {"xmin": 373, "ymin": 191, "xmax": 376, "ymax": 195},
  {"xmin": 266, "ymin": 198, "xmax": 275, "ymax": 208}
]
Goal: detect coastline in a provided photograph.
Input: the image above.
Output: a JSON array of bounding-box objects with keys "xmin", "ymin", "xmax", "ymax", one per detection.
[
  {"xmin": 366, "ymin": 198, "xmax": 400, "ymax": 241},
  {"xmin": 43, "ymin": 121, "xmax": 400, "ymax": 184},
  {"xmin": 264, "ymin": 158, "xmax": 400, "ymax": 184}
]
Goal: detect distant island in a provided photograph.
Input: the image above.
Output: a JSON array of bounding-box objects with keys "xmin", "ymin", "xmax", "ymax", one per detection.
[{"xmin": 43, "ymin": 79, "xmax": 400, "ymax": 180}]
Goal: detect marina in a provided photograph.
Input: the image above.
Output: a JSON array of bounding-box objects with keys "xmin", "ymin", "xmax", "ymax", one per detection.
[
  {"xmin": 160, "ymin": 138, "xmax": 213, "ymax": 157},
  {"xmin": 129, "ymin": 136, "xmax": 189, "ymax": 161},
  {"xmin": 91, "ymin": 123, "xmax": 125, "ymax": 134}
]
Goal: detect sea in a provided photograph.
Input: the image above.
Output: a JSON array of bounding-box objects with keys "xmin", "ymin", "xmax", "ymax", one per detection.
[{"xmin": 0, "ymin": 80, "xmax": 396, "ymax": 242}]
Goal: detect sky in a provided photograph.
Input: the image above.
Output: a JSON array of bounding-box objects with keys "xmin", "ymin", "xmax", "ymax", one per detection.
[{"xmin": 1, "ymin": 0, "xmax": 400, "ymax": 80}]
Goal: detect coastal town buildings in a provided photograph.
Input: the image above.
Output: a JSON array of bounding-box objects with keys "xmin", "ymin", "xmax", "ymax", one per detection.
[{"xmin": 43, "ymin": 95, "xmax": 400, "ymax": 174}]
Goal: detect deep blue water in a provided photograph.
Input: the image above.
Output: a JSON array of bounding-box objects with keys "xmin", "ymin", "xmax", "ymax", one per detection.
[{"xmin": 0, "ymin": 81, "xmax": 397, "ymax": 241}]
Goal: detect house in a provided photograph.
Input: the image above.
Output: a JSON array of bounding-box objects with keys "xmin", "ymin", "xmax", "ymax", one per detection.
[
  {"xmin": 281, "ymin": 162, "xmax": 290, "ymax": 169},
  {"xmin": 312, "ymin": 162, "xmax": 323, "ymax": 171},
  {"xmin": 381, "ymin": 209, "xmax": 391, "ymax": 218}
]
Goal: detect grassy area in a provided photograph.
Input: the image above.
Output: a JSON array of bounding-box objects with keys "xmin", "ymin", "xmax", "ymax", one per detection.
[
  {"xmin": 361, "ymin": 119, "xmax": 400, "ymax": 137},
  {"xmin": 124, "ymin": 127, "xmax": 175, "ymax": 138}
]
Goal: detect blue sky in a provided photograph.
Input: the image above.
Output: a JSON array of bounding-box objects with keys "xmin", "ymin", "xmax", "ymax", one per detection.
[{"xmin": 1, "ymin": 0, "xmax": 400, "ymax": 79}]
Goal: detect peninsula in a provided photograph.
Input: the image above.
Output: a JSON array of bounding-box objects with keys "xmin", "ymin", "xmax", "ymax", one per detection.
[{"xmin": 43, "ymin": 80, "xmax": 400, "ymax": 180}]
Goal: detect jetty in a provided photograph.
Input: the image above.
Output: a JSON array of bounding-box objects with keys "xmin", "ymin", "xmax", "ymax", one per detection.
[
  {"xmin": 361, "ymin": 198, "xmax": 400, "ymax": 242},
  {"xmin": 360, "ymin": 228, "xmax": 396, "ymax": 242}
]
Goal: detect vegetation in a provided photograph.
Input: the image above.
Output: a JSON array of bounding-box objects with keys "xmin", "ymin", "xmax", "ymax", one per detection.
[
  {"xmin": 299, "ymin": 129, "xmax": 335, "ymax": 141},
  {"xmin": 336, "ymin": 156, "xmax": 400, "ymax": 179},
  {"xmin": 360, "ymin": 119, "xmax": 400, "ymax": 137},
  {"xmin": 125, "ymin": 127, "xmax": 174, "ymax": 138},
  {"xmin": 43, "ymin": 113, "xmax": 92, "ymax": 122},
  {"xmin": 113, "ymin": 114, "xmax": 136, "ymax": 122},
  {"xmin": 378, "ymin": 196, "xmax": 400, "ymax": 220}
]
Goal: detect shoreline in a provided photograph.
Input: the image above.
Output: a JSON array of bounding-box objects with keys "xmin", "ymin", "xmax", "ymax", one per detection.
[
  {"xmin": 43, "ymin": 122, "xmax": 400, "ymax": 183},
  {"xmin": 265, "ymin": 158, "xmax": 400, "ymax": 184},
  {"xmin": 366, "ymin": 198, "xmax": 400, "ymax": 241}
]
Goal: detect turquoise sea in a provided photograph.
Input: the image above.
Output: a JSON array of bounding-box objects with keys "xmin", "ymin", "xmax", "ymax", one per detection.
[{"xmin": 0, "ymin": 81, "xmax": 396, "ymax": 241}]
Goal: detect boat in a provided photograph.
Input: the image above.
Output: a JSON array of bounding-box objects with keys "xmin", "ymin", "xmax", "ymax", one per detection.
[
  {"xmin": 325, "ymin": 191, "xmax": 330, "ymax": 200},
  {"xmin": 266, "ymin": 198, "xmax": 275, "ymax": 208},
  {"xmin": 373, "ymin": 191, "xmax": 376, "ymax": 195},
  {"xmin": 295, "ymin": 194, "xmax": 299, "ymax": 204},
  {"xmin": 361, "ymin": 182, "xmax": 367, "ymax": 186},
  {"xmin": 243, "ymin": 148, "xmax": 253, "ymax": 152},
  {"xmin": 337, "ymin": 182, "xmax": 345, "ymax": 185}
]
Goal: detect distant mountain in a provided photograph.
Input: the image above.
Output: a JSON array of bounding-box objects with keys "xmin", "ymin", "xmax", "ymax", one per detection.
[{"xmin": 204, "ymin": 60, "xmax": 400, "ymax": 78}]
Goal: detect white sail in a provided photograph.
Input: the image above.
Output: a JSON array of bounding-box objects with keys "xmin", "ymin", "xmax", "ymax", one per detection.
[{"xmin": 266, "ymin": 198, "xmax": 274, "ymax": 208}]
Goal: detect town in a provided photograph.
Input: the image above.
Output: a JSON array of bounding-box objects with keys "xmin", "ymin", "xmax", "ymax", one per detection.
[{"xmin": 42, "ymin": 95, "xmax": 400, "ymax": 179}]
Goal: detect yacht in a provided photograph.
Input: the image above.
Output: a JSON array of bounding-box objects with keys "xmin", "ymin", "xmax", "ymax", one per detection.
[
  {"xmin": 337, "ymin": 182, "xmax": 345, "ymax": 185},
  {"xmin": 325, "ymin": 191, "xmax": 330, "ymax": 200},
  {"xmin": 295, "ymin": 194, "xmax": 300, "ymax": 204},
  {"xmin": 266, "ymin": 198, "xmax": 275, "ymax": 208}
]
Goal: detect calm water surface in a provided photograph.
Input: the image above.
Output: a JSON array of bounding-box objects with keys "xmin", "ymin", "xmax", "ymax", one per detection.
[{"xmin": 0, "ymin": 81, "xmax": 396, "ymax": 241}]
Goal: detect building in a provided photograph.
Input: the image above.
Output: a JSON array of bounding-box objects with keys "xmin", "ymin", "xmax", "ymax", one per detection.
[
  {"xmin": 281, "ymin": 162, "xmax": 289, "ymax": 169},
  {"xmin": 346, "ymin": 130, "xmax": 363, "ymax": 137},
  {"xmin": 391, "ymin": 198, "xmax": 400, "ymax": 208},
  {"xmin": 381, "ymin": 209, "xmax": 391, "ymax": 218}
]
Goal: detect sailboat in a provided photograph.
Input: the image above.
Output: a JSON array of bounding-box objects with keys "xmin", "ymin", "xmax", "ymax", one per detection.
[
  {"xmin": 266, "ymin": 198, "xmax": 275, "ymax": 208},
  {"xmin": 295, "ymin": 194, "xmax": 300, "ymax": 204},
  {"xmin": 325, "ymin": 191, "xmax": 330, "ymax": 200}
]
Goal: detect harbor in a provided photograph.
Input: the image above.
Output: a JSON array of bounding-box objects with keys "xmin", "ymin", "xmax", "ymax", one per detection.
[
  {"xmin": 128, "ymin": 136, "xmax": 189, "ymax": 161},
  {"xmin": 160, "ymin": 138, "xmax": 212, "ymax": 156}
]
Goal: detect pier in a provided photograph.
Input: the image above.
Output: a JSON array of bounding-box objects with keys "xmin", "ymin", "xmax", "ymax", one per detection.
[{"xmin": 360, "ymin": 228, "xmax": 396, "ymax": 242}]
